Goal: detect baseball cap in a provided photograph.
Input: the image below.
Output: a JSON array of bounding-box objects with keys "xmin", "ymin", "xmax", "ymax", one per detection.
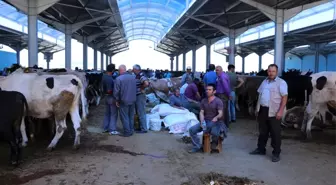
[{"xmin": 186, "ymin": 66, "xmax": 191, "ymax": 70}]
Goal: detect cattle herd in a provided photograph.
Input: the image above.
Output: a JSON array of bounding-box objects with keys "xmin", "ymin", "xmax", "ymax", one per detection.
[{"xmin": 0, "ymin": 64, "xmax": 335, "ymax": 166}]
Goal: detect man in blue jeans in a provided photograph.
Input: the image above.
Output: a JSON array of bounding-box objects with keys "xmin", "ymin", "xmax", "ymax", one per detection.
[
  {"xmin": 189, "ymin": 84, "xmax": 227, "ymax": 153},
  {"xmin": 102, "ymin": 64, "xmax": 119, "ymax": 135},
  {"xmin": 114, "ymin": 65, "xmax": 137, "ymax": 137},
  {"xmin": 227, "ymin": 64, "xmax": 244, "ymax": 123},
  {"xmin": 133, "ymin": 64, "xmax": 149, "ymax": 133}
]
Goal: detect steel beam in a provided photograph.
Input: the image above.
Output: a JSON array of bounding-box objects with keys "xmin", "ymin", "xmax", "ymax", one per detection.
[
  {"xmin": 274, "ymin": 9, "xmax": 285, "ymax": 75},
  {"xmin": 178, "ymin": 30, "xmax": 206, "ymax": 44},
  {"xmin": 284, "ymin": 0, "xmax": 331, "ymax": 21},
  {"xmin": 170, "ymin": 57, "xmax": 174, "ymax": 71},
  {"xmin": 192, "ymin": 47, "xmax": 196, "ymax": 72},
  {"xmin": 183, "ymin": 52, "xmax": 186, "ymax": 71},
  {"xmin": 205, "ymin": 40, "xmax": 211, "ymax": 70},
  {"xmin": 83, "ymin": 36, "xmax": 88, "ymax": 70},
  {"xmin": 100, "ymin": 52, "xmax": 104, "ymax": 71},
  {"xmin": 176, "ymin": 55, "xmax": 179, "ymax": 71},
  {"xmin": 187, "ymin": 16, "xmax": 229, "ymax": 35},
  {"xmin": 6, "ymin": 0, "xmax": 59, "ymax": 14},
  {"xmin": 93, "ymin": 45, "xmax": 97, "ymax": 70},
  {"xmin": 239, "ymin": 0, "xmax": 275, "ymax": 20}
]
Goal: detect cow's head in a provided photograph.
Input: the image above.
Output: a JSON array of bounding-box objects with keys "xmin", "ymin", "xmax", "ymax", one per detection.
[{"xmin": 316, "ymin": 76, "xmax": 327, "ymax": 90}]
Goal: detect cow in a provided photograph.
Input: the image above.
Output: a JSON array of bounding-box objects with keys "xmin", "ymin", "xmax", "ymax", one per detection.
[
  {"xmin": 85, "ymin": 72, "xmax": 103, "ymax": 106},
  {"xmin": 301, "ymin": 71, "xmax": 336, "ymax": 139},
  {"xmin": 0, "ymin": 68, "xmax": 84, "ymax": 150},
  {"xmin": 148, "ymin": 77, "xmax": 182, "ymax": 102},
  {"xmin": 0, "ymin": 90, "xmax": 29, "ymax": 165}
]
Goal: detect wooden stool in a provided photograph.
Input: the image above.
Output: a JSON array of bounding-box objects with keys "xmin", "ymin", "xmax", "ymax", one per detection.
[{"xmin": 202, "ymin": 133, "xmax": 223, "ymax": 153}]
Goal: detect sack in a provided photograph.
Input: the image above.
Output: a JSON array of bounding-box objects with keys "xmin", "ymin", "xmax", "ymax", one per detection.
[
  {"xmin": 180, "ymin": 84, "xmax": 188, "ymax": 94},
  {"xmin": 150, "ymin": 118, "xmax": 162, "ymax": 131},
  {"xmin": 151, "ymin": 103, "xmax": 189, "ymax": 117},
  {"xmin": 163, "ymin": 112, "xmax": 200, "ymax": 134},
  {"xmin": 146, "ymin": 113, "xmax": 160, "ymax": 129}
]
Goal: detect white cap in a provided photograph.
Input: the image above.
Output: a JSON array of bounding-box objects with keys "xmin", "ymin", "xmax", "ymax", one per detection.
[{"xmin": 186, "ymin": 66, "xmax": 191, "ymax": 70}]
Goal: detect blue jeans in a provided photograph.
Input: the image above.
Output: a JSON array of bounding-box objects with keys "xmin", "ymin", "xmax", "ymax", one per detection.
[
  {"xmin": 228, "ymin": 91, "xmax": 236, "ymax": 122},
  {"xmin": 103, "ymin": 96, "xmax": 118, "ymax": 132},
  {"xmin": 119, "ymin": 102, "xmax": 135, "ymax": 135},
  {"xmin": 189, "ymin": 121, "xmax": 222, "ymax": 150},
  {"xmin": 135, "ymin": 93, "xmax": 147, "ymax": 131}
]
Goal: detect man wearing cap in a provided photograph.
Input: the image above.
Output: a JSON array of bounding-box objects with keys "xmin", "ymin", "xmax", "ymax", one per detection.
[
  {"xmin": 133, "ymin": 64, "xmax": 149, "ymax": 133},
  {"xmin": 181, "ymin": 66, "xmax": 194, "ymax": 87}
]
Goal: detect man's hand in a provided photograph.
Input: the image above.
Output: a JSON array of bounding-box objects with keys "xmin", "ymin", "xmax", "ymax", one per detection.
[
  {"xmin": 212, "ymin": 117, "xmax": 218, "ymax": 122},
  {"xmin": 276, "ymin": 110, "xmax": 283, "ymax": 120},
  {"xmin": 116, "ymin": 101, "xmax": 120, "ymax": 108}
]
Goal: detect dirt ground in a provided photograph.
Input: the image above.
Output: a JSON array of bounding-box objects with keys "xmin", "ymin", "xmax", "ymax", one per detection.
[{"xmin": 0, "ymin": 102, "xmax": 335, "ymax": 185}]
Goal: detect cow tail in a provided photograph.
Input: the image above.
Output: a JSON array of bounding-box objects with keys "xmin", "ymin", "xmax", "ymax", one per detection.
[{"xmin": 75, "ymin": 78, "xmax": 88, "ymax": 120}]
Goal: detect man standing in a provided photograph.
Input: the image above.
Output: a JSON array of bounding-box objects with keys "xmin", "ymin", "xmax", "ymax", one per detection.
[
  {"xmin": 227, "ymin": 64, "xmax": 244, "ymax": 123},
  {"xmin": 102, "ymin": 64, "xmax": 119, "ymax": 135},
  {"xmin": 181, "ymin": 66, "xmax": 194, "ymax": 86},
  {"xmin": 184, "ymin": 78, "xmax": 201, "ymax": 102},
  {"xmin": 188, "ymin": 84, "xmax": 227, "ymax": 153},
  {"xmin": 203, "ymin": 64, "xmax": 217, "ymax": 86},
  {"xmin": 215, "ymin": 66, "xmax": 231, "ymax": 127},
  {"xmin": 114, "ymin": 65, "xmax": 137, "ymax": 137},
  {"xmin": 133, "ymin": 64, "xmax": 149, "ymax": 133},
  {"xmin": 250, "ymin": 64, "xmax": 288, "ymax": 162}
]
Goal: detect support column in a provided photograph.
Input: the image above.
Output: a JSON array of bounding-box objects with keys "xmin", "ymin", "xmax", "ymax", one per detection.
[
  {"xmin": 105, "ymin": 55, "xmax": 108, "ymax": 70},
  {"xmin": 28, "ymin": 1, "xmax": 38, "ymax": 67},
  {"xmin": 229, "ymin": 29, "xmax": 235, "ymax": 65},
  {"xmin": 16, "ymin": 49, "xmax": 21, "ymax": 64},
  {"xmin": 93, "ymin": 46, "xmax": 97, "ymax": 70},
  {"xmin": 65, "ymin": 24, "xmax": 72, "ymax": 69},
  {"xmin": 100, "ymin": 52, "xmax": 104, "ymax": 71},
  {"xmin": 192, "ymin": 47, "xmax": 196, "ymax": 72},
  {"xmin": 206, "ymin": 40, "xmax": 211, "ymax": 69},
  {"xmin": 274, "ymin": 9, "xmax": 285, "ymax": 75},
  {"xmin": 258, "ymin": 54, "xmax": 262, "ymax": 72},
  {"xmin": 170, "ymin": 57, "xmax": 174, "ymax": 71},
  {"xmin": 83, "ymin": 36, "xmax": 88, "ymax": 70},
  {"xmin": 44, "ymin": 52, "xmax": 53, "ymax": 70},
  {"xmin": 109, "ymin": 56, "xmax": 112, "ymax": 64},
  {"xmin": 182, "ymin": 53, "xmax": 186, "ymax": 71},
  {"xmin": 314, "ymin": 50, "xmax": 320, "ymax": 73},
  {"xmin": 176, "ymin": 55, "xmax": 179, "ymax": 71},
  {"xmin": 242, "ymin": 56, "xmax": 246, "ymax": 74}
]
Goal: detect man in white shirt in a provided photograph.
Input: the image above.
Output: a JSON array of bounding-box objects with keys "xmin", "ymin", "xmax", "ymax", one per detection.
[{"xmin": 250, "ymin": 64, "xmax": 288, "ymax": 162}]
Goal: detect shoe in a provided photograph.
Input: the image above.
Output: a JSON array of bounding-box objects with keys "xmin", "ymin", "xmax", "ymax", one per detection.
[
  {"xmin": 119, "ymin": 133, "xmax": 132, "ymax": 137},
  {"xmin": 188, "ymin": 148, "xmax": 201, "ymax": 153},
  {"xmin": 136, "ymin": 130, "xmax": 148, "ymax": 134},
  {"xmin": 109, "ymin": 131, "xmax": 120, "ymax": 135},
  {"xmin": 249, "ymin": 149, "xmax": 266, "ymax": 155},
  {"xmin": 231, "ymin": 120, "xmax": 236, "ymax": 123},
  {"xmin": 102, "ymin": 130, "xmax": 109, "ymax": 133},
  {"xmin": 211, "ymin": 149, "xmax": 219, "ymax": 153},
  {"xmin": 272, "ymin": 155, "xmax": 280, "ymax": 162}
]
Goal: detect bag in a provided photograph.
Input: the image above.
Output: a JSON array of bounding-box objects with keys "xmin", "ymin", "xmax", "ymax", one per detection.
[
  {"xmin": 164, "ymin": 112, "xmax": 200, "ymax": 134},
  {"xmin": 150, "ymin": 118, "xmax": 162, "ymax": 131},
  {"xmin": 151, "ymin": 103, "xmax": 189, "ymax": 117},
  {"xmin": 146, "ymin": 113, "xmax": 160, "ymax": 129}
]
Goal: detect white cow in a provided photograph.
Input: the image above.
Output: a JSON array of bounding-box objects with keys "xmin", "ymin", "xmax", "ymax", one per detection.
[
  {"xmin": 301, "ymin": 71, "xmax": 336, "ymax": 139},
  {"xmin": 0, "ymin": 69, "xmax": 84, "ymax": 150}
]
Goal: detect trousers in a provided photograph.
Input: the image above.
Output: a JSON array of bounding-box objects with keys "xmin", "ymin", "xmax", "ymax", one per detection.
[
  {"xmin": 119, "ymin": 103, "xmax": 135, "ymax": 135},
  {"xmin": 135, "ymin": 93, "xmax": 147, "ymax": 131},
  {"xmin": 189, "ymin": 121, "xmax": 222, "ymax": 150},
  {"xmin": 103, "ymin": 96, "xmax": 118, "ymax": 132}
]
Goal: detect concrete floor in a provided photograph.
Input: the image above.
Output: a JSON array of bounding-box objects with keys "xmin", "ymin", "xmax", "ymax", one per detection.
[{"xmin": 0, "ymin": 103, "xmax": 335, "ymax": 185}]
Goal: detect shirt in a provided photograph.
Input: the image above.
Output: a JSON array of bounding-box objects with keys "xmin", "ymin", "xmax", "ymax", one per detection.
[
  {"xmin": 184, "ymin": 83, "xmax": 199, "ymax": 101},
  {"xmin": 135, "ymin": 71, "xmax": 148, "ymax": 95},
  {"xmin": 113, "ymin": 73, "xmax": 137, "ymax": 105},
  {"xmin": 102, "ymin": 74, "xmax": 114, "ymax": 95},
  {"xmin": 258, "ymin": 77, "xmax": 288, "ymax": 107},
  {"xmin": 181, "ymin": 72, "xmax": 194, "ymax": 86},
  {"xmin": 200, "ymin": 97, "xmax": 224, "ymax": 122},
  {"xmin": 216, "ymin": 72, "xmax": 231, "ymax": 97},
  {"xmin": 169, "ymin": 94, "xmax": 189, "ymax": 107},
  {"xmin": 227, "ymin": 72, "xmax": 237, "ymax": 92},
  {"xmin": 203, "ymin": 71, "xmax": 217, "ymax": 85}
]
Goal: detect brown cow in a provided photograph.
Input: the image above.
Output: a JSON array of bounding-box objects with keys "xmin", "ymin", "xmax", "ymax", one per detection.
[{"xmin": 147, "ymin": 77, "xmax": 182, "ymax": 102}]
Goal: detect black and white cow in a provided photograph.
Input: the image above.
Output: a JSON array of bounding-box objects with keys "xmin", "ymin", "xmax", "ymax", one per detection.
[{"xmin": 0, "ymin": 90, "xmax": 28, "ymax": 165}]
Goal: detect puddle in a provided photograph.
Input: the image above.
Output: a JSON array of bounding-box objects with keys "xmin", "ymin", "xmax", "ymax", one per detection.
[
  {"xmin": 0, "ymin": 169, "xmax": 64, "ymax": 185},
  {"xmin": 182, "ymin": 172, "xmax": 262, "ymax": 185}
]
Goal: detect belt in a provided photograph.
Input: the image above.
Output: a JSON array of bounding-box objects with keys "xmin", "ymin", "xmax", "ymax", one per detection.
[{"xmin": 260, "ymin": 105, "xmax": 269, "ymax": 108}]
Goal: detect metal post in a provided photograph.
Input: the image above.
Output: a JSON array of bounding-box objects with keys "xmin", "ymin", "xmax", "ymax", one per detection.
[
  {"xmin": 229, "ymin": 29, "xmax": 235, "ymax": 65},
  {"xmin": 16, "ymin": 49, "xmax": 21, "ymax": 64},
  {"xmin": 44, "ymin": 52, "xmax": 53, "ymax": 70},
  {"xmin": 100, "ymin": 52, "xmax": 104, "ymax": 71},
  {"xmin": 192, "ymin": 47, "xmax": 196, "ymax": 72},
  {"xmin": 258, "ymin": 54, "xmax": 262, "ymax": 72},
  {"xmin": 93, "ymin": 46, "xmax": 97, "ymax": 70},
  {"xmin": 274, "ymin": 9, "xmax": 285, "ymax": 75},
  {"xmin": 170, "ymin": 57, "xmax": 174, "ymax": 71},
  {"xmin": 176, "ymin": 55, "xmax": 179, "ymax": 71},
  {"xmin": 182, "ymin": 53, "xmax": 186, "ymax": 71},
  {"xmin": 242, "ymin": 56, "xmax": 245, "ymax": 73},
  {"xmin": 28, "ymin": 1, "xmax": 38, "ymax": 67},
  {"xmin": 314, "ymin": 49, "xmax": 320, "ymax": 73},
  {"xmin": 206, "ymin": 40, "xmax": 211, "ymax": 69},
  {"xmin": 65, "ymin": 24, "xmax": 72, "ymax": 69},
  {"xmin": 83, "ymin": 36, "xmax": 88, "ymax": 70},
  {"xmin": 105, "ymin": 55, "xmax": 108, "ymax": 70},
  {"xmin": 109, "ymin": 56, "xmax": 112, "ymax": 64}
]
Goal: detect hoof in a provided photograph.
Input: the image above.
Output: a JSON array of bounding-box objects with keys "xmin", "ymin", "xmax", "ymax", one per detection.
[
  {"xmin": 21, "ymin": 142, "xmax": 28, "ymax": 147},
  {"xmin": 73, "ymin": 145, "xmax": 80, "ymax": 150},
  {"xmin": 11, "ymin": 161, "xmax": 19, "ymax": 166},
  {"xmin": 47, "ymin": 146, "xmax": 55, "ymax": 151}
]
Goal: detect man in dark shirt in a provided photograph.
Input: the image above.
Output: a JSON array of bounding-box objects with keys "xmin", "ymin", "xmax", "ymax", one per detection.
[
  {"xmin": 189, "ymin": 84, "xmax": 227, "ymax": 153},
  {"xmin": 102, "ymin": 64, "xmax": 119, "ymax": 135},
  {"xmin": 133, "ymin": 64, "xmax": 149, "ymax": 133},
  {"xmin": 114, "ymin": 65, "xmax": 137, "ymax": 137},
  {"xmin": 184, "ymin": 78, "xmax": 201, "ymax": 102}
]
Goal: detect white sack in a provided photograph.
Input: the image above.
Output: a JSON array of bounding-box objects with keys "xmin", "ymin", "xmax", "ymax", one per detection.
[
  {"xmin": 164, "ymin": 112, "xmax": 200, "ymax": 134},
  {"xmin": 146, "ymin": 113, "xmax": 160, "ymax": 130},
  {"xmin": 151, "ymin": 103, "xmax": 189, "ymax": 117},
  {"xmin": 150, "ymin": 118, "xmax": 162, "ymax": 131},
  {"xmin": 180, "ymin": 83, "xmax": 188, "ymax": 94},
  {"xmin": 146, "ymin": 93, "xmax": 158, "ymax": 103}
]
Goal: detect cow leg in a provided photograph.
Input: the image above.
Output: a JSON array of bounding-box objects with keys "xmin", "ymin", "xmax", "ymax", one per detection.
[
  {"xmin": 70, "ymin": 104, "xmax": 82, "ymax": 149},
  {"xmin": 235, "ymin": 96, "xmax": 240, "ymax": 111},
  {"xmin": 20, "ymin": 118, "xmax": 28, "ymax": 147},
  {"xmin": 47, "ymin": 119, "xmax": 66, "ymax": 150}
]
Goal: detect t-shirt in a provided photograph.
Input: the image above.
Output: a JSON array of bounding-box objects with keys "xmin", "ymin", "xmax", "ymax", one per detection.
[
  {"xmin": 102, "ymin": 74, "xmax": 114, "ymax": 94},
  {"xmin": 200, "ymin": 97, "xmax": 223, "ymax": 122},
  {"xmin": 184, "ymin": 83, "xmax": 198, "ymax": 101},
  {"xmin": 135, "ymin": 72, "xmax": 148, "ymax": 95},
  {"xmin": 227, "ymin": 72, "xmax": 237, "ymax": 92}
]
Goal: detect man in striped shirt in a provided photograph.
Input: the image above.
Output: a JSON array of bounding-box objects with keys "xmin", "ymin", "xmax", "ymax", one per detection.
[{"xmin": 133, "ymin": 64, "xmax": 149, "ymax": 133}]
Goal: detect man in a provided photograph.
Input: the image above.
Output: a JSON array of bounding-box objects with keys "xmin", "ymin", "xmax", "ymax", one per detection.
[
  {"xmin": 189, "ymin": 84, "xmax": 227, "ymax": 153},
  {"xmin": 227, "ymin": 64, "xmax": 244, "ymax": 123},
  {"xmin": 114, "ymin": 65, "xmax": 137, "ymax": 137},
  {"xmin": 181, "ymin": 66, "xmax": 194, "ymax": 86},
  {"xmin": 102, "ymin": 64, "xmax": 119, "ymax": 135},
  {"xmin": 203, "ymin": 64, "xmax": 217, "ymax": 86},
  {"xmin": 169, "ymin": 88, "xmax": 200, "ymax": 115},
  {"xmin": 184, "ymin": 78, "xmax": 201, "ymax": 102},
  {"xmin": 133, "ymin": 64, "xmax": 149, "ymax": 133},
  {"xmin": 250, "ymin": 64, "xmax": 288, "ymax": 162},
  {"xmin": 215, "ymin": 66, "xmax": 231, "ymax": 127}
]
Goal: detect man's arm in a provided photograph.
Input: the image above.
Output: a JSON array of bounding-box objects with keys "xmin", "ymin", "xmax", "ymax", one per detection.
[
  {"xmin": 181, "ymin": 74, "xmax": 186, "ymax": 86},
  {"xmin": 212, "ymin": 110, "xmax": 223, "ymax": 122},
  {"xmin": 199, "ymin": 109, "xmax": 205, "ymax": 123},
  {"xmin": 222, "ymin": 74, "xmax": 231, "ymax": 97},
  {"xmin": 113, "ymin": 78, "xmax": 121, "ymax": 101},
  {"xmin": 276, "ymin": 80, "xmax": 288, "ymax": 119}
]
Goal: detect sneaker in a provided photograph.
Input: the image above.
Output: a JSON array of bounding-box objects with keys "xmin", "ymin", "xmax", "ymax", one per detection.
[
  {"xmin": 136, "ymin": 130, "xmax": 148, "ymax": 134},
  {"xmin": 188, "ymin": 148, "xmax": 201, "ymax": 153},
  {"xmin": 249, "ymin": 149, "xmax": 266, "ymax": 155},
  {"xmin": 109, "ymin": 131, "xmax": 120, "ymax": 135},
  {"xmin": 272, "ymin": 155, "xmax": 280, "ymax": 162}
]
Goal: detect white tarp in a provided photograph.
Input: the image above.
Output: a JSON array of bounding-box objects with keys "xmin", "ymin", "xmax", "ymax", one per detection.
[{"xmin": 151, "ymin": 103, "xmax": 189, "ymax": 117}]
